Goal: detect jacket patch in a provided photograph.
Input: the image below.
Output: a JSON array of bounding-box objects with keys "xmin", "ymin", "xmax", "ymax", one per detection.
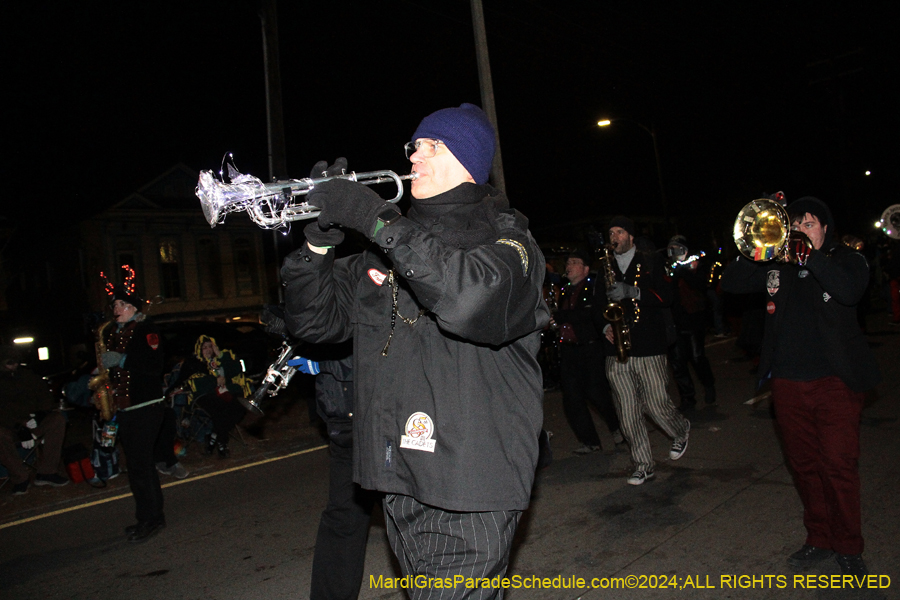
[
  {"xmin": 400, "ymin": 411, "xmax": 436, "ymax": 453},
  {"xmin": 766, "ymin": 270, "xmax": 780, "ymax": 296},
  {"xmin": 767, "ymin": 301, "xmax": 776, "ymax": 314},
  {"xmin": 823, "ymin": 292, "xmax": 831, "ymax": 302},
  {"xmin": 146, "ymin": 333, "xmax": 160, "ymax": 350},
  {"xmin": 368, "ymin": 268, "xmax": 387, "ymax": 286},
  {"xmin": 495, "ymin": 239, "xmax": 529, "ymax": 276},
  {"xmin": 798, "ymin": 269, "xmax": 809, "ymax": 278}
]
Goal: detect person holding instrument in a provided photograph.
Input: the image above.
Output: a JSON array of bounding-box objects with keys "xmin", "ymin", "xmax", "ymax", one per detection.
[
  {"xmin": 101, "ymin": 282, "xmax": 166, "ymax": 542},
  {"xmin": 721, "ymin": 196, "xmax": 880, "ymax": 577},
  {"xmin": 599, "ymin": 216, "xmax": 690, "ymax": 486},
  {"xmin": 281, "ymin": 103, "xmax": 549, "ymax": 599}
]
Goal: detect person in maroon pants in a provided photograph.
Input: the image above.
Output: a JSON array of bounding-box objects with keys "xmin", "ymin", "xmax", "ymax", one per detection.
[{"xmin": 721, "ymin": 196, "xmax": 881, "ymax": 577}]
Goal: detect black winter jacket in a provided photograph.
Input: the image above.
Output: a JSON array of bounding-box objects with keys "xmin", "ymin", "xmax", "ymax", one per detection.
[
  {"xmin": 282, "ymin": 184, "xmax": 549, "ymax": 512},
  {"xmin": 555, "ymin": 275, "xmax": 602, "ymax": 345},
  {"xmin": 720, "ymin": 243, "xmax": 880, "ymax": 392},
  {"xmin": 598, "ymin": 248, "xmax": 673, "ymax": 357}
]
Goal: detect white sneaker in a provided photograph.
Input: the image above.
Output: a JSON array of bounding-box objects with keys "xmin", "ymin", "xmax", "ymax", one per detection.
[
  {"xmin": 670, "ymin": 423, "xmax": 690, "ymax": 460},
  {"xmin": 170, "ymin": 462, "xmax": 189, "ymax": 479},
  {"xmin": 627, "ymin": 470, "xmax": 655, "ymax": 485}
]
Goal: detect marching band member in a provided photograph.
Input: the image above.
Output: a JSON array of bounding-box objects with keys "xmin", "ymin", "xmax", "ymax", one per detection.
[
  {"xmin": 101, "ymin": 281, "xmax": 166, "ymax": 542},
  {"xmin": 282, "ymin": 103, "xmax": 549, "ymax": 599},
  {"xmin": 721, "ymin": 196, "xmax": 880, "ymax": 576}
]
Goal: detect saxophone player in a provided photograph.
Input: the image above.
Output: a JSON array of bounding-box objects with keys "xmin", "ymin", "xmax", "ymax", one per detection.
[
  {"xmin": 100, "ymin": 283, "xmax": 166, "ymax": 542},
  {"xmin": 600, "ymin": 216, "xmax": 690, "ymax": 485}
]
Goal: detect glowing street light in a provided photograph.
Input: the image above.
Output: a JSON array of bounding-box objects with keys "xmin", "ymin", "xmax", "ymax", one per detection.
[{"xmin": 597, "ymin": 117, "xmax": 669, "ymax": 229}]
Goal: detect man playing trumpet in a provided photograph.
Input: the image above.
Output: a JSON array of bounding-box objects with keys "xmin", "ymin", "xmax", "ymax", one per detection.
[{"xmin": 281, "ymin": 103, "xmax": 549, "ymax": 599}]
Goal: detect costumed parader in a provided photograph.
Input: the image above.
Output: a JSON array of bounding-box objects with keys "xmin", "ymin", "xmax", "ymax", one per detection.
[{"xmin": 98, "ymin": 266, "xmax": 167, "ymax": 542}]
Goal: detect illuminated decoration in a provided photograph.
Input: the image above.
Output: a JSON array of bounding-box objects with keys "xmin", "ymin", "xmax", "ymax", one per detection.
[
  {"xmin": 13, "ymin": 337, "xmax": 34, "ymax": 344},
  {"xmin": 101, "ymin": 264, "xmax": 138, "ymax": 296},
  {"xmin": 38, "ymin": 347, "xmax": 50, "ymax": 361}
]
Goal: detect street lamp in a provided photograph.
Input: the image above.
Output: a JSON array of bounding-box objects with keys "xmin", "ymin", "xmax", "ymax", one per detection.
[{"xmin": 597, "ymin": 118, "xmax": 669, "ymax": 230}]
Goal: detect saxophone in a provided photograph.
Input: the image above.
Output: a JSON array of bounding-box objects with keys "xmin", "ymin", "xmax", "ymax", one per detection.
[
  {"xmin": 600, "ymin": 244, "xmax": 632, "ymax": 363},
  {"xmin": 88, "ymin": 320, "xmax": 115, "ymax": 421}
]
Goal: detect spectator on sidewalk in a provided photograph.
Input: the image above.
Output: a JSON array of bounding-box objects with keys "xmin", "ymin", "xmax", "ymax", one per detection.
[
  {"xmin": 0, "ymin": 346, "xmax": 69, "ymax": 494},
  {"xmin": 187, "ymin": 335, "xmax": 250, "ymax": 459}
]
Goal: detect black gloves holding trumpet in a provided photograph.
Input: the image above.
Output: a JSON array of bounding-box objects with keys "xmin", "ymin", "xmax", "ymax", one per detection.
[{"xmin": 303, "ymin": 157, "xmax": 402, "ymax": 247}]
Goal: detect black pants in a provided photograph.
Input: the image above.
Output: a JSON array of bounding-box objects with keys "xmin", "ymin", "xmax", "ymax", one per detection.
[
  {"xmin": 153, "ymin": 406, "xmax": 178, "ymax": 467},
  {"xmin": 197, "ymin": 395, "xmax": 246, "ymax": 445},
  {"xmin": 118, "ymin": 402, "xmax": 165, "ymax": 524},
  {"xmin": 384, "ymin": 494, "xmax": 521, "ymax": 600},
  {"xmin": 310, "ymin": 442, "xmax": 377, "ymax": 600},
  {"xmin": 559, "ymin": 342, "xmax": 620, "ymax": 446},
  {"xmin": 669, "ymin": 326, "xmax": 716, "ymax": 405}
]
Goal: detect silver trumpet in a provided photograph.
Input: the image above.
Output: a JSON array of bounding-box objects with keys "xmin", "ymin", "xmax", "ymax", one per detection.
[
  {"xmin": 196, "ymin": 163, "xmax": 417, "ymax": 229},
  {"xmin": 239, "ymin": 340, "xmax": 301, "ymax": 415}
]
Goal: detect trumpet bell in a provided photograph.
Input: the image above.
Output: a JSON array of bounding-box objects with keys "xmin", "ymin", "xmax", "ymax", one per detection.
[{"xmin": 733, "ymin": 198, "xmax": 790, "ymax": 261}]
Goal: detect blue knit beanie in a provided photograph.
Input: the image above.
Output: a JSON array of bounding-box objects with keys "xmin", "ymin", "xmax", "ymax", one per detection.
[{"xmin": 411, "ymin": 103, "xmax": 496, "ymax": 185}]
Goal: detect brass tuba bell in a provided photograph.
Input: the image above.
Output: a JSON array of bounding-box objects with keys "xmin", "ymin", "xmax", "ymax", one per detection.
[{"xmin": 732, "ymin": 198, "xmax": 792, "ymax": 262}]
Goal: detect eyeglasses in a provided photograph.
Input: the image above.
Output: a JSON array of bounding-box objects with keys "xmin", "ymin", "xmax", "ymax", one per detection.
[{"xmin": 404, "ymin": 139, "xmax": 443, "ymax": 159}]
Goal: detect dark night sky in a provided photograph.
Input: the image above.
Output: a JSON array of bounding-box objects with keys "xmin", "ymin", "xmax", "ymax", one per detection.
[{"xmin": 5, "ymin": 1, "xmax": 898, "ymax": 250}]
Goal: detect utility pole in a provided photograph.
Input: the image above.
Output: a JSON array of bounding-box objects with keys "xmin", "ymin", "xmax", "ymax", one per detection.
[
  {"xmin": 259, "ymin": 0, "xmax": 287, "ymax": 302},
  {"xmin": 470, "ymin": 0, "xmax": 505, "ymax": 192}
]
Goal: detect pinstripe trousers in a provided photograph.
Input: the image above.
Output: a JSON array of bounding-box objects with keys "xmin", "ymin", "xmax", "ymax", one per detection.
[
  {"xmin": 383, "ymin": 494, "xmax": 521, "ymax": 600},
  {"xmin": 606, "ymin": 354, "xmax": 690, "ymax": 472}
]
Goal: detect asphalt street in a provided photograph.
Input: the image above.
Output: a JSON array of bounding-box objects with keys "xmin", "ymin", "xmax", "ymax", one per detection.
[{"xmin": 1, "ymin": 317, "xmax": 898, "ymax": 600}]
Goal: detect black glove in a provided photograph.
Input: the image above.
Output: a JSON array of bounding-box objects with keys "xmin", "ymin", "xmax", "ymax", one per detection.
[
  {"xmin": 303, "ymin": 221, "xmax": 344, "ymax": 248},
  {"xmin": 306, "ymin": 158, "xmax": 350, "ymax": 245},
  {"xmin": 308, "ymin": 178, "xmax": 390, "ymax": 237},
  {"xmin": 787, "ymin": 231, "xmax": 813, "ymax": 265},
  {"xmin": 260, "ymin": 304, "xmax": 288, "ymax": 337},
  {"xmin": 310, "ymin": 157, "xmax": 348, "ymax": 180}
]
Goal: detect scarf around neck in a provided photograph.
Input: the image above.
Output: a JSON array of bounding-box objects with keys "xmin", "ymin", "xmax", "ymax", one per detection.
[{"xmin": 406, "ymin": 183, "xmax": 509, "ymax": 249}]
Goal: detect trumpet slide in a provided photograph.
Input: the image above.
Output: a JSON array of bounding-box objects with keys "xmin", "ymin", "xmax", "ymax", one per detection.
[{"xmin": 196, "ymin": 162, "xmax": 417, "ymax": 229}]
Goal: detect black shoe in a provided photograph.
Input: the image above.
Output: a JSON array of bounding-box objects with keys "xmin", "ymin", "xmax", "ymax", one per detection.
[
  {"xmin": 835, "ymin": 553, "xmax": 868, "ymax": 577},
  {"xmin": 127, "ymin": 519, "xmax": 166, "ymax": 542},
  {"xmin": 217, "ymin": 443, "xmax": 230, "ymax": 458},
  {"xmin": 34, "ymin": 473, "xmax": 70, "ymax": 487},
  {"xmin": 125, "ymin": 518, "xmax": 166, "ymax": 535},
  {"xmin": 12, "ymin": 480, "xmax": 29, "ymax": 495},
  {"xmin": 787, "ymin": 545, "xmax": 833, "ymax": 570},
  {"xmin": 204, "ymin": 435, "xmax": 216, "ymax": 455}
]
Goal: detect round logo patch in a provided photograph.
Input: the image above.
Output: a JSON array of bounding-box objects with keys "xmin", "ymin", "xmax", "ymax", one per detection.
[
  {"xmin": 767, "ymin": 301, "xmax": 776, "ymax": 314},
  {"xmin": 400, "ymin": 412, "xmax": 437, "ymax": 453},
  {"xmin": 405, "ymin": 412, "xmax": 433, "ymax": 439}
]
